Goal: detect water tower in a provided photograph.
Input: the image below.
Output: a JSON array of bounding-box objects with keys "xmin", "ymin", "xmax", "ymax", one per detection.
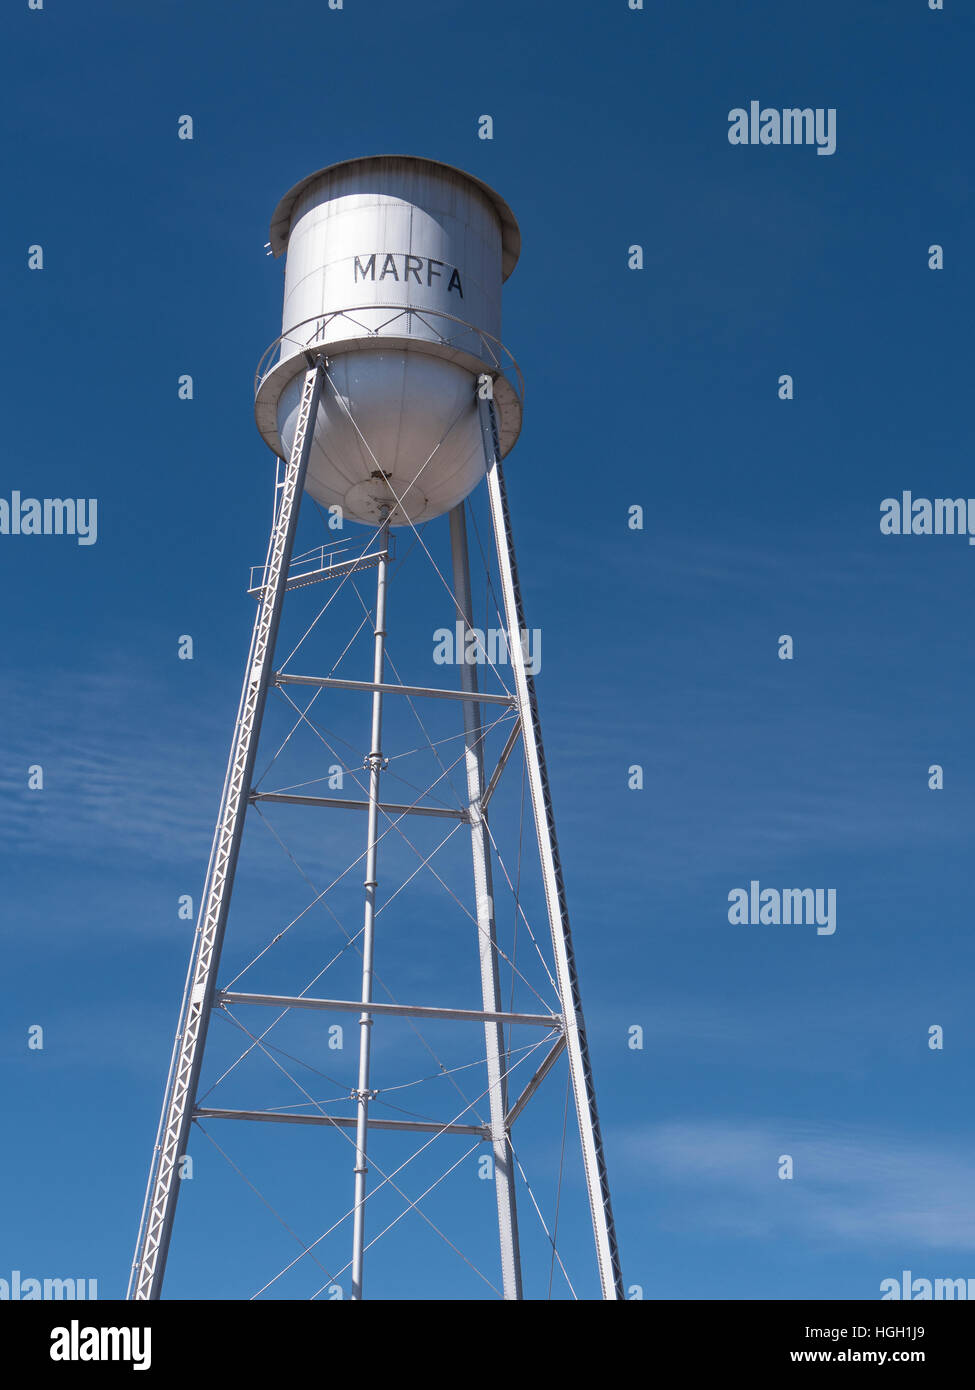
[{"xmin": 129, "ymin": 155, "xmax": 623, "ymax": 1301}]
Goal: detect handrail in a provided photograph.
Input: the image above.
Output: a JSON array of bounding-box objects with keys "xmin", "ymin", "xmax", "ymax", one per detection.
[
  {"xmin": 254, "ymin": 305, "xmax": 524, "ymax": 405},
  {"xmin": 248, "ymin": 534, "xmax": 396, "ymax": 594}
]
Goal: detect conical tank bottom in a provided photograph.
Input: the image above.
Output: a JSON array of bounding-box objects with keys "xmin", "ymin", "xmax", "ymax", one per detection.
[{"xmin": 275, "ymin": 349, "xmax": 485, "ymax": 526}]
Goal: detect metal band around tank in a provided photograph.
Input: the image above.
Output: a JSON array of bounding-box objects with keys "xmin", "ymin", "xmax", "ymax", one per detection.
[{"xmin": 254, "ymin": 306, "xmax": 524, "ymax": 463}]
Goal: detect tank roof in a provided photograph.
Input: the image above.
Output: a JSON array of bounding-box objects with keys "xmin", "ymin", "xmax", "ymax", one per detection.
[{"xmin": 268, "ymin": 154, "xmax": 521, "ymax": 280}]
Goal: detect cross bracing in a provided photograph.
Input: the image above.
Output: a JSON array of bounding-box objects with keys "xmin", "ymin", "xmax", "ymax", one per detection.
[{"xmin": 129, "ymin": 362, "xmax": 622, "ymax": 1301}]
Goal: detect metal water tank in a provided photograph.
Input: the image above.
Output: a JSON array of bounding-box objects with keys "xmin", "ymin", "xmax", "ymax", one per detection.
[{"xmin": 254, "ymin": 155, "xmax": 522, "ymax": 525}]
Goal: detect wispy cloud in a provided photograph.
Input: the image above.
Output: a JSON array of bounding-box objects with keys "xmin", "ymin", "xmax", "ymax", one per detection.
[
  {"xmin": 0, "ymin": 666, "xmax": 226, "ymax": 863},
  {"xmin": 615, "ymin": 1118, "xmax": 975, "ymax": 1251}
]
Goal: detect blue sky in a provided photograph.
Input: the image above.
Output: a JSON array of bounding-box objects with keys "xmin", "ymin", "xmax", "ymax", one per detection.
[{"xmin": 3, "ymin": 0, "xmax": 974, "ymax": 1301}]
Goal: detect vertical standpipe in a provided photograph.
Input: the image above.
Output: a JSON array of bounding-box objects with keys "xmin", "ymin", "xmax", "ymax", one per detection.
[
  {"xmin": 350, "ymin": 511, "xmax": 390, "ymax": 1301},
  {"xmin": 449, "ymin": 503, "xmax": 523, "ymax": 1300}
]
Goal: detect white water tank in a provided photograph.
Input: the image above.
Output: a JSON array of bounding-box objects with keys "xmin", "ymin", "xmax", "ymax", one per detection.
[{"xmin": 254, "ymin": 155, "xmax": 522, "ymax": 526}]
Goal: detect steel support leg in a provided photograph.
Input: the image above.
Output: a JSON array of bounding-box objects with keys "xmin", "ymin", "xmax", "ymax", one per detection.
[
  {"xmin": 479, "ymin": 395, "xmax": 624, "ymax": 1300},
  {"xmin": 128, "ymin": 360, "xmax": 326, "ymax": 1300},
  {"xmin": 349, "ymin": 512, "xmax": 391, "ymax": 1301},
  {"xmin": 449, "ymin": 503, "xmax": 523, "ymax": 1301}
]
